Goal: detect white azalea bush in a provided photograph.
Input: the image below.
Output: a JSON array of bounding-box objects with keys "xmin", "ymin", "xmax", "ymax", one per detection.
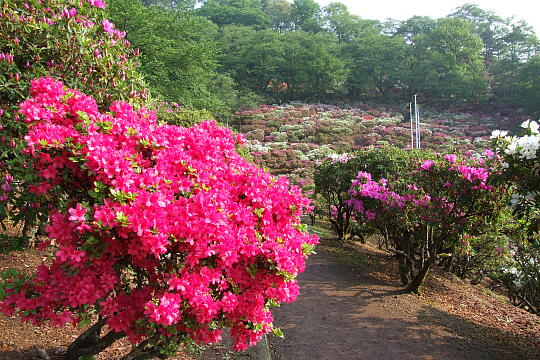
[
  {"xmin": 492, "ymin": 120, "xmax": 540, "ymax": 224},
  {"xmin": 492, "ymin": 120, "xmax": 540, "ymax": 314}
]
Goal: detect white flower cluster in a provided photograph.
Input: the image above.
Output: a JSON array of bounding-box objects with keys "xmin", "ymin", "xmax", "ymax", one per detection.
[
  {"xmin": 328, "ymin": 153, "xmax": 352, "ymax": 163},
  {"xmin": 247, "ymin": 140, "xmax": 272, "ymax": 153},
  {"xmin": 490, "ymin": 130, "xmax": 508, "ymax": 139},
  {"xmin": 521, "ymin": 119, "xmax": 540, "ymax": 134},
  {"xmin": 269, "ymin": 131, "xmax": 288, "ymax": 142},
  {"xmin": 492, "ymin": 120, "xmax": 540, "ymax": 160},
  {"xmin": 300, "ymin": 145, "xmax": 335, "ymax": 161}
]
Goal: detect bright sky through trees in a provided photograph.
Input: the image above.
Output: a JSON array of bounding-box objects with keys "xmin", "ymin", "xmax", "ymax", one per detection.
[{"xmin": 318, "ymin": 0, "xmax": 540, "ymax": 34}]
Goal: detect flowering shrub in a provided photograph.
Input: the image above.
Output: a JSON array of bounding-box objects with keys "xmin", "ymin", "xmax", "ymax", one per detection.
[
  {"xmin": 492, "ymin": 120, "xmax": 540, "ymax": 232},
  {"xmin": 0, "ymin": 78, "xmax": 317, "ymax": 358},
  {"xmin": 491, "ymin": 120, "xmax": 540, "ymax": 314},
  {"xmin": 314, "ymin": 147, "xmax": 429, "ymax": 241},
  {"xmin": 347, "ymin": 150, "xmax": 507, "ymax": 293},
  {"xmin": 448, "ymin": 230, "xmax": 513, "ymax": 283},
  {"xmin": 0, "ymin": 0, "xmax": 147, "ymax": 246}
]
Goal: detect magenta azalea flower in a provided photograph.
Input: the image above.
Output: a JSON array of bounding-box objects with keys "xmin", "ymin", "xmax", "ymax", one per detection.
[
  {"xmin": 88, "ymin": 0, "xmax": 106, "ymax": 8},
  {"xmin": 102, "ymin": 19, "xmax": 114, "ymax": 33},
  {"xmin": 420, "ymin": 160, "xmax": 435, "ymax": 171}
]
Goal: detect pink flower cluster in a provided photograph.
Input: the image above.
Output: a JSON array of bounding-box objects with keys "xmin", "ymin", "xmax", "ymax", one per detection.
[
  {"xmin": 88, "ymin": 0, "xmax": 106, "ymax": 8},
  {"xmin": 0, "ymin": 174, "xmax": 13, "ymax": 202},
  {"xmin": 456, "ymin": 165, "xmax": 489, "ymax": 183},
  {"xmin": 1, "ymin": 78, "xmax": 318, "ymax": 351},
  {"xmin": 101, "ymin": 19, "xmax": 126, "ymax": 39},
  {"xmin": 348, "ymin": 155, "xmax": 501, "ymax": 229},
  {"xmin": 0, "ymin": 52, "xmax": 14, "ymax": 63}
]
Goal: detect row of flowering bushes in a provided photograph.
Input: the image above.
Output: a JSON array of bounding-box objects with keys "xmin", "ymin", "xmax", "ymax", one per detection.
[{"xmin": 0, "ymin": 77, "xmax": 318, "ymax": 358}]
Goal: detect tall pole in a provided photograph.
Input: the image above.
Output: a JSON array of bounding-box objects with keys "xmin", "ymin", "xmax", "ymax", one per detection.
[
  {"xmin": 414, "ymin": 95, "xmax": 420, "ymax": 149},
  {"xmin": 409, "ymin": 102, "xmax": 414, "ymax": 149}
]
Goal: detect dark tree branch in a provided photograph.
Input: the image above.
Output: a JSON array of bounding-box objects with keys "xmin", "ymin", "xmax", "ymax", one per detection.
[{"xmin": 64, "ymin": 317, "xmax": 126, "ymax": 360}]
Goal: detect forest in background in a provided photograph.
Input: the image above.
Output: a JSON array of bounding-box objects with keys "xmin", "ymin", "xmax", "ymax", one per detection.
[{"xmin": 107, "ymin": 0, "xmax": 540, "ymax": 119}]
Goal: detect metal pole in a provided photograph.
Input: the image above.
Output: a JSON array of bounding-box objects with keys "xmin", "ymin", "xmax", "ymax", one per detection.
[
  {"xmin": 409, "ymin": 102, "xmax": 414, "ymax": 149},
  {"xmin": 417, "ymin": 102, "xmax": 421, "ymax": 149},
  {"xmin": 414, "ymin": 95, "xmax": 420, "ymax": 149}
]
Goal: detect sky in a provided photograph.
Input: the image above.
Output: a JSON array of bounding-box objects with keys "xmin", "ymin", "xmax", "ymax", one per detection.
[{"xmin": 317, "ymin": 0, "xmax": 540, "ymax": 35}]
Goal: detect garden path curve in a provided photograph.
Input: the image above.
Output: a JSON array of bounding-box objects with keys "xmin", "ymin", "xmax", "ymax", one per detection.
[{"xmin": 268, "ymin": 248, "xmax": 524, "ymax": 360}]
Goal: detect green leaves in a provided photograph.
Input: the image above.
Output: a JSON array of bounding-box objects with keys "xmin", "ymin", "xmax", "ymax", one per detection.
[
  {"xmin": 301, "ymin": 242, "xmax": 315, "ymax": 256},
  {"xmin": 107, "ymin": 0, "xmax": 222, "ymax": 113},
  {"xmin": 272, "ymin": 327, "xmax": 284, "ymax": 338},
  {"xmin": 88, "ymin": 181, "xmax": 108, "ymax": 204},
  {"xmin": 115, "ymin": 211, "xmax": 130, "ymax": 227},
  {"xmin": 77, "ymin": 318, "xmax": 93, "ymax": 329},
  {"xmin": 253, "ymin": 208, "xmax": 265, "ymax": 218},
  {"xmin": 0, "ymin": 270, "xmax": 26, "ymax": 300},
  {"xmin": 110, "ymin": 188, "xmax": 138, "ymax": 204}
]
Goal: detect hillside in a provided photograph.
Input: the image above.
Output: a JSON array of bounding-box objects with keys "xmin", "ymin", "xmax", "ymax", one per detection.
[{"xmin": 231, "ymin": 103, "xmax": 524, "ymax": 187}]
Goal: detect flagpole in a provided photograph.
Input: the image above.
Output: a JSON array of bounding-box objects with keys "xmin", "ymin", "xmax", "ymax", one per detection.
[
  {"xmin": 409, "ymin": 102, "xmax": 414, "ymax": 149},
  {"xmin": 414, "ymin": 95, "xmax": 420, "ymax": 149}
]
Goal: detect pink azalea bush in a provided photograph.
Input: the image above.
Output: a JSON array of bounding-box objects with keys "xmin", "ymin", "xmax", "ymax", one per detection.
[
  {"xmin": 347, "ymin": 152, "xmax": 507, "ymax": 292},
  {"xmin": 0, "ymin": 78, "xmax": 318, "ymax": 357}
]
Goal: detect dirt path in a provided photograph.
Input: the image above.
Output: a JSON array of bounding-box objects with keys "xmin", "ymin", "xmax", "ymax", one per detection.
[
  {"xmin": 268, "ymin": 246, "xmax": 532, "ymax": 360},
  {"xmin": 0, "ymin": 244, "xmax": 537, "ymax": 360}
]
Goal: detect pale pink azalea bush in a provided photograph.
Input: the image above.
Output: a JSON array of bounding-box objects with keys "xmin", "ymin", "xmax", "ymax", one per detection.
[{"xmin": 0, "ymin": 77, "xmax": 317, "ymax": 356}]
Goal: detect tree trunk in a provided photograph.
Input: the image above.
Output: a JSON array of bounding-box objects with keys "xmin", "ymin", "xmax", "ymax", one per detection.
[
  {"xmin": 64, "ymin": 318, "xmax": 125, "ymax": 360},
  {"xmin": 398, "ymin": 254, "xmax": 411, "ymax": 285},
  {"xmin": 407, "ymin": 259, "xmax": 433, "ymax": 294},
  {"xmin": 22, "ymin": 209, "xmax": 37, "ymax": 247},
  {"xmin": 120, "ymin": 335, "xmax": 164, "ymax": 360}
]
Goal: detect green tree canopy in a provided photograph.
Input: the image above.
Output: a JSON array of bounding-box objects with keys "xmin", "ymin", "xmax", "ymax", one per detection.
[
  {"xmin": 342, "ymin": 34, "xmax": 409, "ymax": 100},
  {"xmin": 290, "ymin": 0, "xmax": 323, "ymax": 33},
  {"xmin": 108, "ymin": 0, "xmax": 226, "ymax": 112},
  {"xmin": 198, "ymin": 0, "xmax": 271, "ymax": 29},
  {"xmin": 409, "ymin": 18, "xmax": 488, "ymax": 104},
  {"xmin": 515, "ymin": 55, "xmax": 540, "ymax": 115},
  {"xmin": 322, "ymin": 2, "xmax": 379, "ymax": 43},
  {"xmin": 278, "ymin": 31, "xmax": 348, "ymax": 100}
]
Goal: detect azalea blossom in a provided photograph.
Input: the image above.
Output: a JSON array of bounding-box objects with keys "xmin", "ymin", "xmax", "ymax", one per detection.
[
  {"xmin": 490, "ymin": 130, "xmax": 508, "ymax": 139},
  {"xmin": 2, "ymin": 77, "xmax": 318, "ymax": 352},
  {"xmin": 102, "ymin": 19, "xmax": 114, "ymax": 33},
  {"xmin": 520, "ymin": 120, "xmax": 540, "ymax": 134},
  {"xmin": 88, "ymin": 0, "xmax": 106, "ymax": 8},
  {"xmin": 420, "ymin": 160, "xmax": 434, "ymax": 171}
]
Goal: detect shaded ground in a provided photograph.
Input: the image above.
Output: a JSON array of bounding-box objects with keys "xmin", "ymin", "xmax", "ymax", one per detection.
[
  {"xmin": 269, "ymin": 236, "xmax": 540, "ymax": 360},
  {"xmin": 0, "ymin": 248, "xmax": 263, "ymax": 360},
  {"xmin": 1, "ymin": 234, "xmax": 539, "ymax": 359}
]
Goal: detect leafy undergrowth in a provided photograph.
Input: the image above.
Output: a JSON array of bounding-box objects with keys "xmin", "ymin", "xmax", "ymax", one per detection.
[{"xmin": 311, "ymin": 220, "xmax": 540, "ymax": 358}]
